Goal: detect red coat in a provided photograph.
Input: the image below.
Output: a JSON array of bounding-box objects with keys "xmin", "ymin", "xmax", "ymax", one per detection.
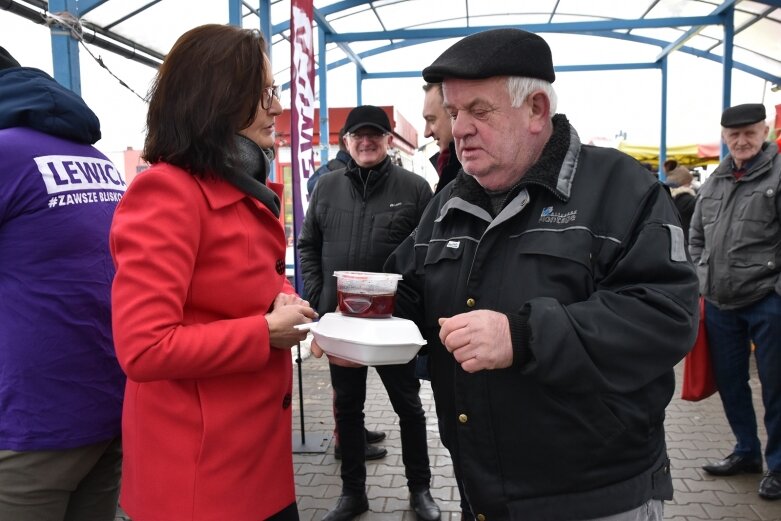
[{"xmin": 110, "ymin": 163, "xmax": 296, "ymax": 521}]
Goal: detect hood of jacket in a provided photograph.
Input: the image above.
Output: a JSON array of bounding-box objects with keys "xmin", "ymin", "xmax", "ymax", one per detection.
[{"xmin": 0, "ymin": 67, "xmax": 101, "ymax": 144}]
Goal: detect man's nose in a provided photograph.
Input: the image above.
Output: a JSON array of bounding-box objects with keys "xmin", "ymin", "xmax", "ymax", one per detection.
[{"xmin": 451, "ymin": 113, "xmax": 471, "ymax": 139}]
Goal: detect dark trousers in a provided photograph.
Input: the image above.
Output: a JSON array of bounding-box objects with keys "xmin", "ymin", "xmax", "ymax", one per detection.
[
  {"xmin": 0, "ymin": 437, "xmax": 121, "ymax": 521},
  {"xmin": 706, "ymin": 292, "xmax": 781, "ymax": 471},
  {"xmin": 329, "ymin": 358, "xmax": 431, "ymax": 495}
]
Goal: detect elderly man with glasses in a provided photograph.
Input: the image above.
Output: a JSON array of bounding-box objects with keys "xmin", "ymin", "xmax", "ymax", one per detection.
[{"xmin": 298, "ymin": 105, "xmax": 439, "ymax": 521}]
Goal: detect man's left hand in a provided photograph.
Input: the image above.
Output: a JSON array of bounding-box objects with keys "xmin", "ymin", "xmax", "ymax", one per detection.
[{"xmin": 438, "ymin": 310, "xmax": 513, "ymax": 373}]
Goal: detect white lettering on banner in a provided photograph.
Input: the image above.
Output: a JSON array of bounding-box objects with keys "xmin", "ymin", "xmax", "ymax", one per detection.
[
  {"xmin": 291, "ymin": 3, "xmax": 315, "ymax": 216},
  {"xmin": 34, "ymin": 155, "xmax": 127, "ymax": 195}
]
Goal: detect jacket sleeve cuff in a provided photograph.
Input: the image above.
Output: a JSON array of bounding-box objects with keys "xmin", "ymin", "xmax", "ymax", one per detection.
[{"xmin": 506, "ymin": 310, "xmax": 533, "ymax": 369}]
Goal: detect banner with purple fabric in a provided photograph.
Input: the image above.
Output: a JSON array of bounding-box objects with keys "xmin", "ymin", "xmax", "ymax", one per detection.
[{"xmin": 290, "ymin": 0, "xmax": 315, "ymax": 294}]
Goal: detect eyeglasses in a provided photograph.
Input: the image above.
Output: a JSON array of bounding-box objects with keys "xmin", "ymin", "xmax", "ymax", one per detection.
[
  {"xmin": 261, "ymin": 85, "xmax": 280, "ymax": 110},
  {"xmin": 347, "ymin": 131, "xmax": 388, "ymax": 141}
]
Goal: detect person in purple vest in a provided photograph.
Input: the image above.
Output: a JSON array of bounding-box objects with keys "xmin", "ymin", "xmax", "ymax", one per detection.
[{"xmin": 0, "ymin": 46, "xmax": 126, "ymax": 521}]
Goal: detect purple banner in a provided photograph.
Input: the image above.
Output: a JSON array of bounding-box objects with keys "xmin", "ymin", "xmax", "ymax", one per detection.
[{"xmin": 290, "ymin": 0, "xmax": 315, "ymax": 293}]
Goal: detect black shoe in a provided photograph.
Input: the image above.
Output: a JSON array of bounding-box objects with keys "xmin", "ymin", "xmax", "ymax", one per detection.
[
  {"xmin": 759, "ymin": 471, "xmax": 781, "ymax": 500},
  {"xmin": 702, "ymin": 453, "xmax": 763, "ymax": 476},
  {"xmin": 334, "ymin": 443, "xmax": 387, "ymax": 461},
  {"xmin": 410, "ymin": 489, "xmax": 441, "ymax": 521},
  {"xmin": 365, "ymin": 428, "xmax": 386, "ymax": 444},
  {"xmin": 322, "ymin": 494, "xmax": 369, "ymax": 521}
]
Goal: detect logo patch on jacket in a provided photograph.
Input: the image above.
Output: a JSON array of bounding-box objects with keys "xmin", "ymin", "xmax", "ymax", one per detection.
[
  {"xmin": 539, "ymin": 206, "xmax": 577, "ymax": 224},
  {"xmin": 446, "ymin": 240, "xmax": 460, "ymax": 249}
]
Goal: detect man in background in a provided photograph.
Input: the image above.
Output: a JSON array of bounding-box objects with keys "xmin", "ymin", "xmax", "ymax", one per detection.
[
  {"xmin": 691, "ymin": 103, "xmax": 781, "ymax": 501},
  {"xmin": 299, "ymin": 105, "xmax": 439, "ymax": 521},
  {"xmin": 0, "ymin": 46, "xmax": 126, "ymax": 521},
  {"xmin": 421, "ymin": 81, "xmax": 470, "ymax": 521},
  {"xmin": 422, "ymin": 82, "xmax": 461, "ymax": 194},
  {"xmin": 305, "ymin": 124, "xmax": 387, "ymax": 462}
]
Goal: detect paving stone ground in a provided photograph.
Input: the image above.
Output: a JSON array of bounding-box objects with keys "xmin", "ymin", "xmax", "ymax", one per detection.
[{"xmin": 116, "ymin": 344, "xmax": 781, "ymax": 521}]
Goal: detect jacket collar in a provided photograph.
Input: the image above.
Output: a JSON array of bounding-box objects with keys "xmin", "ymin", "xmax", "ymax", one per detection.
[
  {"xmin": 344, "ymin": 156, "xmax": 392, "ymax": 191},
  {"xmin": 713, "ymin": 141, "xmax": 778, "ymax": 180},
  {"xmin": 194, "ymin": 176, "xmax": 247, "ymax": 210},
  {"xmin": 429, "ymin": 140, "xmax": 460, "ymax": 170},
  {"xmin": 194, "ymin": 175, "xmax": 281, "ymax": 221},
  {"xmin": 446, "ymin": 114, "xmax": 580, "ymax": 213}
]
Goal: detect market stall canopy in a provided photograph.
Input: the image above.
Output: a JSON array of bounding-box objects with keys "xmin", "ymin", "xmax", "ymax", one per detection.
[{"xmin": 618, "ymin": 142, "xmax": 721, "ymax": 169}]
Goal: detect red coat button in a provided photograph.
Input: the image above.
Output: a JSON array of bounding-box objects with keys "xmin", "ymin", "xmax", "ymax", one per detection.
[{"xmin": 275, "ymin": 259, "xmax": 285, "ymax": 274}]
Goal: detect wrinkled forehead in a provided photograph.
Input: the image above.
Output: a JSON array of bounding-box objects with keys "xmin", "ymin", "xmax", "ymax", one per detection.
[
  {"xmin": 441, "ymin": 76, "xmax": 506, "ymax": 105},
  {"xmin": 722, "ymin": 121, "xmax": 767, "ymax": 134}
]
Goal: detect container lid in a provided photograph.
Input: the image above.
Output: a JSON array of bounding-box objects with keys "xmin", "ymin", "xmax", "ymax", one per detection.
[
  {"xmin": 333, "ymin": 271, "xmax": 403, "ymax": 281},
  {"xmin": 310, "ymin": 312, "xmax": 425, "ymax": 347}
]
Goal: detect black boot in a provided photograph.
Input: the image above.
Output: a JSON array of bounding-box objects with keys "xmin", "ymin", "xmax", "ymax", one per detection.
[
  {"xmin": 334, "ymin": 443, "xmax": 387, "ymax": 460},
  {"xmin": 759, "ymin": 471, "xmax": 781, "ymax": 500},
  {"xmin": 702, "ymin": 453, "xmax": 763, "ymax": 476},
  {"xmin": 410, "ymin": 489, "xmax": 440, "ymax": 521},
  {"xmin": 365, "ymin": 428, "xmax": 386, "ymax": 444},
  {"xmin": 322, "ymin": 494, "xmax": 369, "ymax": 521}
]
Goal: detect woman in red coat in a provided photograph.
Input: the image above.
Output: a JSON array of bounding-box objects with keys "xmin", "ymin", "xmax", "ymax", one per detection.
[{"xmin": 110, "ymin": 24, "xmax": 316, "ymax": 521}]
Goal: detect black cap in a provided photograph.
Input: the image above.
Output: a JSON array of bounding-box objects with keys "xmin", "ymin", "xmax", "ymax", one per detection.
[
  {"xmin": 422, "ymin": 28, "xmax": 555, "ymax": 83},
  {"xmin": 0, "ymin": 46, "xmax": 21, "ymax": 71},
  {"xmin": 344, "ymin": 105, "xmax": 391, "ymax": 133},
  {"xmin": 721, "ymin": 103, "xmax": 766, "ymax": 128}
]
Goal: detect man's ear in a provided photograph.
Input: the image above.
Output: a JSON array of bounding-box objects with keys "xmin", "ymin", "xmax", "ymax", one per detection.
[
  {"xmin": 528, "ymin": 91, "xmax": 551, "ymax": 133},
  {"xmin": 386, "ymin": 134, "xmax": 395, "ymax": 148}
]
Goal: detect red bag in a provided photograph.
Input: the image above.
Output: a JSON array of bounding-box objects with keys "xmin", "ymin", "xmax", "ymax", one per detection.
[{"xmin": 681, "ymin": 297, "xmax": 717, "ymax": 401}]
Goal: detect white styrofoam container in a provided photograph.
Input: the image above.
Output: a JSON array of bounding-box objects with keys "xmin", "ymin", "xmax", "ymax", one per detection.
[{"xmin": 306, "ymin": 312, "xmax": 426, "ymax": 366}]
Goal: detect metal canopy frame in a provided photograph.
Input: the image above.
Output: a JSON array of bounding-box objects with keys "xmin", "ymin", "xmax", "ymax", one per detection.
[{"xmin": 4, "ymin": 0, "xmax": 781, "ymax": 168}]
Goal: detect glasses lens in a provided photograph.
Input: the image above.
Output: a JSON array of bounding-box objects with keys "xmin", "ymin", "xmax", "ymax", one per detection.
[
  {"xmin": 349, "ymin": 132, "xmax": 385, "ymax": 141},
  {"xmin": 262, "ymin": 86, "xmax": 279, "ymax": 109}
]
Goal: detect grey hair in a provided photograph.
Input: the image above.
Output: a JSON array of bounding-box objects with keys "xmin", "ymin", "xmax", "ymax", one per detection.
[{"xmin": 507, "ymin": 76, "xmax": 557, "ymax": 115}]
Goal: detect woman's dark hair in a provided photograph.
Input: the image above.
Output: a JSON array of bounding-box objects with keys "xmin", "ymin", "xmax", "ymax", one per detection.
[{"xmin": 143, "ymin": 24, "xmax": 268, "ymax": 177}]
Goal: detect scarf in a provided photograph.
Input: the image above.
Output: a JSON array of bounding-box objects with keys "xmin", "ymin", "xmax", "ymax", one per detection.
[{"xmin": 224, "ymin": 134, "xmax": 280, "ymax": 217}]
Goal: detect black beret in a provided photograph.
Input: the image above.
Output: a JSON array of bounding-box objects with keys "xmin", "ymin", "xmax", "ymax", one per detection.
[
  {"xmin": 0, "ymin": 46, "xmax": 21, "ymax": 71},
  {"xmin": 344, "ymin": 105, "xmax": 391, "ymax": 133},
  {"xmin": 721, "ymin": 103, "xmax": 766, "ymax": 128},
  {"xmin": 422, "ymin": 28, "xmax": 555, "ymax": 83}
]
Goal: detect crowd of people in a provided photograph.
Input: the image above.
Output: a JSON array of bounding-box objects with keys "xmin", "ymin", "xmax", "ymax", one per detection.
[{"xmin": 1, "ymin": 20, "xmax": 780, "ymax": 521}]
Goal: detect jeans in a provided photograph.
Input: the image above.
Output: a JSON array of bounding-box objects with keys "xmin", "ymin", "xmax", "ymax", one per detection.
[
  {"xmin": 706, "ymin": 292, "xmax": 781, "ymax": 471},
  {"xmin": 329, "ymin": 358, "xmax": 431, "ymax": 495}
]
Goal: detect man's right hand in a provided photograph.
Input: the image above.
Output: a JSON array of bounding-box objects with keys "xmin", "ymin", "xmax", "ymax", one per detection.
[{"xmin": 310, "ymin": 339, "xmax": 363, "ymax": 368}]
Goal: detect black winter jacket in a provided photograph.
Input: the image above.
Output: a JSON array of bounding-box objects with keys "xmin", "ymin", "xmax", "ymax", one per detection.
[
  {"xmin": 298, "ymin": 157, "xmax": 432, "ymax": 315},
  {"xmin": 429, "ymin": 140, "xmax": 461, "ymax": 195},
  {"xmin": 385, "ymin": 115, "xmax": 699, "ymax": 520}
]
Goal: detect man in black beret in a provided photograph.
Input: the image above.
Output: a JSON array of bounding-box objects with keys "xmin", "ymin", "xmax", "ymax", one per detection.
[
  {"xmin": 691, "ymin": 104, "xmax": 781, "ymax": 500},
  {"xmin": 383, "ymin": 28, "xmax": 699, "ymax": 520}
]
